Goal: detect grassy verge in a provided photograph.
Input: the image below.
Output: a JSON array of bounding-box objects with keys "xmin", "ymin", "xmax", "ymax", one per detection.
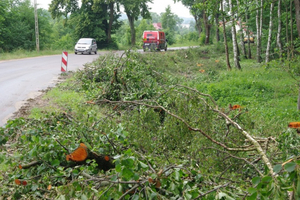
[{"xmin": 0, "ymin": 49, "xmax": 74, "ymax": 61}]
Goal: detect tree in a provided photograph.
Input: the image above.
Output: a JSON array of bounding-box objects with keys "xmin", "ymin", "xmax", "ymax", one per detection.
[
  {"xmin": 276, "ymin": 0, "xmax": 282, "ymax": 59},
  {"xmin": 161, "ymin": 5, "xmax": 177, "ymax": 31},
  {"xmin": 229, "ymin": 0, "xmax": 241, "ymax": 69},
  {"xmin": 220, "ymin": 0, "xmax": 231, "ymax": 70},
  {"xmin": 49, "ymin": 0, "xmax": 121, "ymax": 47},
  {"xmin": 120, "ymin": 0, "xmax": 152, "ymax": 46},
  {"xmin": 193, "ymin": 0, "xmax": 214, "ymax": 45},
  {"xmin": 71, "ymin": 1, "xmax": 109, "ymax": 44},
  {"xmin": 295, "ymin": 0, "xmax": 300, "ymax": 39},
  {"xmin": 176, "ymin": 0, "xmax": 203, "ymax": 37},
  {"xmin": 150, "ymin": 12, "xmax": 160, "ymax": 23},
  {"xmin": 2, "ymin": 0, "xmax": 43, "ymax": 51},
  {"xmin": 93, "ymin": 0, "xmax": 120, "ymax": 43},
  {"xmin": 215, "ymin": 0, "xmax": 221, "ymax": 42},
  {"xmin": 0, "ymin": 0, "xmax": 8, "ymax": 49},
  {"xmin": 265, "ymin": 1, "xmax": 274, "ymax": 63},
  {"xmin": 256, "ymin": 0, "xmax": 263, "ymax": 63},
  {"xmin": 237, "ymin": 0, "xmax": 247, "ymax": 59}
]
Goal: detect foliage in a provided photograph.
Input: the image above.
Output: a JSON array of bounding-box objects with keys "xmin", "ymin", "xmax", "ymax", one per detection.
[
  {"xmin": 0, "ymin": 0, "xmax": 53, "ymax": 51},
  {"xmin": 120, "ymin": 0, "xmax": 152, "ymax": 45},
  {"xmin": 161, "ymin": 5, "xmax": 178, "ymax": 32}
]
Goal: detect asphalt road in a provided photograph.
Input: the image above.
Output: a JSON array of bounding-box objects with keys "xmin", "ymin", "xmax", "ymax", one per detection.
[
  {"xmin": 0, "ymin": 46, "xmax": 195, "ymax": 127},
  {"xmin": 0, "ymin": 52, "xmax": 103, "ymax": 127}
]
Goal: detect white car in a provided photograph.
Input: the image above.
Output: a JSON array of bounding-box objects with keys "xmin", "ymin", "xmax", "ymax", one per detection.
[{"xmin": 74, "ymin": 38, "xmax": 97, "ymax": 54}]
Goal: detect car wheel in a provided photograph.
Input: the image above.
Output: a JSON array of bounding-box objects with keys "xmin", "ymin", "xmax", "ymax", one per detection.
[
  {"xmin": 75, "ymin": 52, "xmax": 77, "ymax": 54},
  {"xmin": 165, "ymin": 47, "xmax": 167, "ymax": 51},
  {"xmin": 89, "ymin": 51, "xmax": 91, "ymax": 55},
  {"xmin": 95, "ymin": 50, "xmax": 97, "ymax": 54}
]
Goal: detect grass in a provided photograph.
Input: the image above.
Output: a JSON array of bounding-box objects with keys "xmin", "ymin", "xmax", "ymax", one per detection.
[{"xmin": 0, "ymin": 49, "xmax": 72, "ymax": 61}]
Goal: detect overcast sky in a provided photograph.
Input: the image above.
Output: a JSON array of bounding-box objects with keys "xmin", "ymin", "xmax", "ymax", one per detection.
[{"xmin": 32, "ymin": 0, "xmax": 193, "ymax": 18}]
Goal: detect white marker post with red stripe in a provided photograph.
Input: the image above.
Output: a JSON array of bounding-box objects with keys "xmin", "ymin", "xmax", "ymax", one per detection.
[{"xmin": 61, "ymin": 51, "xmax": 68, "ymax": 72}]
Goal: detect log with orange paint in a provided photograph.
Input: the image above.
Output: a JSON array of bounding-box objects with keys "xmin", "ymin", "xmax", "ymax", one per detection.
[{"xmin": 66, "ymin": 143, "xmax": 114, "ymax": 171}]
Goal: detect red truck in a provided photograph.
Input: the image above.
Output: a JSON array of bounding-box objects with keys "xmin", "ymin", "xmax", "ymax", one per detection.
[{"xmin": 143, "ymin": 31, "xmax": 167, "ymax": 52}]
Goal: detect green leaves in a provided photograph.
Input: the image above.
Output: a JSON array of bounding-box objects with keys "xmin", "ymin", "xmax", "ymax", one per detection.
[
  {"xmin": 273, "ymin": 164, "xmax": 282, "ymax": 174},
  {"xmin": 284, "ymin": 162, "xmax": 297, "ymax": 173}
]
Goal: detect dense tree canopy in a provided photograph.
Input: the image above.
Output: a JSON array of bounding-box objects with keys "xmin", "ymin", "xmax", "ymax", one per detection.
[{"xmin": 0, "ymin": 0, "xmax": 53, "ymax": 51}]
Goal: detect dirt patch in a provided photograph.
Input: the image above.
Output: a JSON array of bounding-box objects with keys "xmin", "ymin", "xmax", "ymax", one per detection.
[{"xmin": 11, "ymin": 90, "xmax": 50, "ymax": 119}]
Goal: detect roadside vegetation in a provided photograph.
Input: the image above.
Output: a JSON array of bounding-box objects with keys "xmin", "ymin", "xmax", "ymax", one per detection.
[
  {"xmin": 1, "ymin": 44, "xmax": 300, "ymax": 199},
  {"xmin": 2, "ymin": 0, "xmax": 300, "ymax": 199}
]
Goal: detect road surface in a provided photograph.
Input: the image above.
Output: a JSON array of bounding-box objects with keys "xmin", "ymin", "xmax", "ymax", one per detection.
[
  {"xmin": 0, "ymin": 46, "xmax": 195, "ymax": 127},
  {"xmin": 0, "ymin": 53, "xmax": 102, "ymax": 127}
]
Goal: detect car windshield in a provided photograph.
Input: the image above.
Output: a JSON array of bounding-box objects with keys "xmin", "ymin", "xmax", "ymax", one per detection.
[{"xmin": 77, "ymin": 39, "xmax": 92, "ymax": 44}]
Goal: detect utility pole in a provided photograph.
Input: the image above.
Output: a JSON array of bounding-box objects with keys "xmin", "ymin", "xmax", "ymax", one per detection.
[{"xmin": 34, "ymin": 0, "xmax": 39, "ymax": 52}]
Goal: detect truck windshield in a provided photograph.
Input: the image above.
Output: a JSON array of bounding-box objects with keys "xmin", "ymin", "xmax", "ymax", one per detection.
[{"xmin": 146, "ymin": 33, "xmax": 156, "ymax": 40}]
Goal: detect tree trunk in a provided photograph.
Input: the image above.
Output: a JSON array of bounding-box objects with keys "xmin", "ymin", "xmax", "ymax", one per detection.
[
  {"xmin": 246, "ymin": 17, "xmax": 252, "ymax": 59},
  {"xmin": 229, "ymin": 0, "xmax": 241, "ymax": 69},
  {"xmin": 244, "ymin": 1, "xmax": 252, "ymax": 59},
  {"xmin": 215, "ymin": 1, "xmax": 220, "ymax": 43},
  {"xmin": 265, "ymin": 2, "xmax": 274, "ymax": 63},
  {"xmin": 237, "ymin": 0, "xmax": 247, "ymax": 59},
  {"xmin": 127, "ymin": 14, "xmax": 136, "ymax": 46},
  {"xmin": 193, "ymin": 15, "xmax": 202, "ymax": 37},
  {"xmin": 216, "ymin": 13, "xmax": 220, "ymax": 42},
  {"xmin": 107, "ymin": 2, "xmax": 114, "ymax": 43},
  {"xmin": 205, "ymin": 23, "xmax": 211, "ymax": 44},
  {"xmin": 256, "ymin": 0, "xmax": 262, "ymax": 63},
  {"xmin": 285, "ymin": 0, "xmax": 289, "ymax": 44},
  {"xmin": 203, "ymin": 12, "xmax": 211, "ymax": 44},
  {"xmin": 276, "ymin": 0, "xmax": 282, "ymax": 59},
  {"xmin": 291, "ymin": 0, "xmax": 295, "ymax": 58},
  {"xmin": 221, "ymin": 1, "xmax": 231, "ymax": 71},
  {"xmin": 294, "ymin": 0, "xmax": 300, "ymax": 38}
]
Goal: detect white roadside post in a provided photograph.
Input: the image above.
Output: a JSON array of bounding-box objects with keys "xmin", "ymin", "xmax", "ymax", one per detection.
[{"xmin": 61, "ymin": 51, "xmax": 68, "ymax": 73}]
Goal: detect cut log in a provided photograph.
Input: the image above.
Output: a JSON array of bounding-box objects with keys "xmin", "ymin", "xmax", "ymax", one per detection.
[{"xmin": 66, "ymin": 143, "xmax": 115, "ymax": 171}]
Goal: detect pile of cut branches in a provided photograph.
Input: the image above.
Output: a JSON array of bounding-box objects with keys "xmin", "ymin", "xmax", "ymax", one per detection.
[{"xmin": 0, "ymin": 50, "xmax": 299, "ymax": 199}]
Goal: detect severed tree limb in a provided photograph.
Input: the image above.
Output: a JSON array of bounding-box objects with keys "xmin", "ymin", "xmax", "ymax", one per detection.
[
  {"xmin": 19, "ymin": 160, "xmax": 42, "ymax": 169},
  {"xmin": 118, "ymin": 180, "xmax": 148, "ymax": 200},
  {"xmin": 97, "ymin": 86, "xmax": 275, "ymax": 176},
  {"xmin": 97, "ymin": 99, "xmax": 256, "ymax": 152},
  {"xmin": 213, "ymin": 109, "xmax": 275, "ymax": 176},
  {"xmin": 205, "ymin": 147, "xmax": 263, "ymax": 176},
  {"xmin": 175, "ymin": 86, "xmax": 275, "ymax": 176}
]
